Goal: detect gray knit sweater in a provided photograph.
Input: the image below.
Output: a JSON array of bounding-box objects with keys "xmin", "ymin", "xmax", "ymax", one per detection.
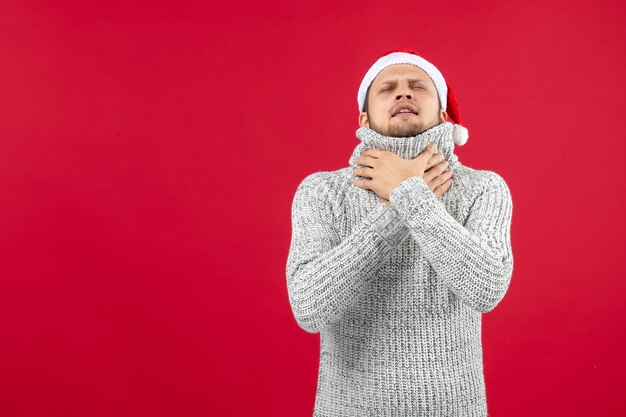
[{"xmin": 286, "ymin": 121, "xmax": 513, "ymax": 416}]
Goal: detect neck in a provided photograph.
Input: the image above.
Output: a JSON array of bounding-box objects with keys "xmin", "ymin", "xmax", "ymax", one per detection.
[{"xmin": 348, "ymin": 121, "xmax": 458, "ymax": 168}]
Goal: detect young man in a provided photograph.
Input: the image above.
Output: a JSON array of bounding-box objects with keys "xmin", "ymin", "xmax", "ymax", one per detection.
[{"xmin": 286, "ymin": 50, "xmax": 514, "ymax": 416}]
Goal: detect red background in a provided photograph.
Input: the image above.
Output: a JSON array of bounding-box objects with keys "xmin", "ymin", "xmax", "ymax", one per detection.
[{"xmin": 1, "ymin": 1, "xmax": 625, "ymax": 416}]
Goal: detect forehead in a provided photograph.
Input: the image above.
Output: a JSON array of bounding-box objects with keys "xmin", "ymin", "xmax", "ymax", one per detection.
[{"xmin": 371, "ymin": 64, "xmax": 434, "ymax": 87}]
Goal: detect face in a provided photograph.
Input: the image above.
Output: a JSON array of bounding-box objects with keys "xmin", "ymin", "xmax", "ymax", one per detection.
[{"xmin": 360, "ymin": 64, "xmax": 447, "ymax": 137}]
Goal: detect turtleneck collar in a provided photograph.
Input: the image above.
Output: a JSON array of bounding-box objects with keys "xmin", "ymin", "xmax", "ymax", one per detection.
[{"xmin": 348, "ymin": 121, "xmax": 459, "ymax": 168}]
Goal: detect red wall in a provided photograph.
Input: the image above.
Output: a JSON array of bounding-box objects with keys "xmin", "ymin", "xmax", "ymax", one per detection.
[{"xmin": 1, "ymin": 1, "xmax": 625, "ymax": 416}]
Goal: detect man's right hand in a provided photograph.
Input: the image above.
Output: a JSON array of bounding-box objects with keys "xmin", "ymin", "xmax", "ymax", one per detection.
[{"xmin": 423, "ymin": 151, "xmax": 454, "ymax": 199}]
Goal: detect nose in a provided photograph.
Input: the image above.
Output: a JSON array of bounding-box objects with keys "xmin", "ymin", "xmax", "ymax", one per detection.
[{"xmin": 395, "ymin": 92, "xmax": 412, "ymax": 101}]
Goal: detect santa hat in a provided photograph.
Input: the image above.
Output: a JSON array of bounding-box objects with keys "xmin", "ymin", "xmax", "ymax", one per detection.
[{"xmin": 357, "ymin": 49, "xmax": 469, "ymax": 146}]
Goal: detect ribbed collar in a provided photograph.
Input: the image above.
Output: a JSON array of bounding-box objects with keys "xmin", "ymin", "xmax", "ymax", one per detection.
[{"xmin": 348, "ymin": 121, "xmax": 458, "ymax": 168}]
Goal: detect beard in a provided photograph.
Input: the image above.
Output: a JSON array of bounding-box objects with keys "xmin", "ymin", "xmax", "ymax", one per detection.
[{"xmin": 367, "ymin": 113, "xmax": 440, "ymax": 137}]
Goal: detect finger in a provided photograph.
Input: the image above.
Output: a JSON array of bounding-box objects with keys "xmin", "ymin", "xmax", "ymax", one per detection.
[
  {"xmin": 352, "ymin": 166, "xmax": 375, "ymax": 178},
  {"xmin": 434, "ymin": 169, "xmax": 453, "ymax": 186},
  {"xmin": 355, "ymin": 155, "xmax": 378, "ymax": 168},
  {"xmin": 426, "ymin": 152, "xmax": 440, "ymax": 166},
  {"xmin": 352, "ymin": 178, "xmax": 372, "ymax": 190},
  {"xmin": 423, "ymin": 161, "xmax": 450, "ymax": 183},
  {"xmin": 434, "ymin": 178, "xmax": 452, "ymax": 198},
  {"xmin": 426, "ymin": 170, "xmax": 453, "ymax": 192},
  {"xmin": 433, "ymin": 177, "xmax": 451, "ymax": 197},
  {"xmin": 414, "ymin": 142, "xmax": 436, "ymax": 164},
  {"xmin": 426, "ymin": 152, "xmax": 444, "ymax": 169},
  {"xmin": 363, "ymin": 149, "xmax": 386, "ymax": 158}
]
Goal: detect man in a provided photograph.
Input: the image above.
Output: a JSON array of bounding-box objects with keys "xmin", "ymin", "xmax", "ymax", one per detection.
[{"xmin": 286, "ymin": 50, "xmax": 514, "ymax": 416}]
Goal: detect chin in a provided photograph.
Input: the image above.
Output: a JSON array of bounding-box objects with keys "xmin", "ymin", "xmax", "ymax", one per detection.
[
  {"xmin": 389, "ymin": 124, "xmax": 426, "ymax": 137},
  {"xmin": 395, "ymin": 118, "xmax": 444, "ymax": 137},
  {"xmin": 369, "ymin": 119, "xmax": 434, "ymax": 137}
]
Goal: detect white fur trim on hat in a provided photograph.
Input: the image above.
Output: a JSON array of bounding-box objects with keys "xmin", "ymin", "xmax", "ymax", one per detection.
[{"xmin": 357, "ymin": 52, "xmax": 448, "ymax": 112}]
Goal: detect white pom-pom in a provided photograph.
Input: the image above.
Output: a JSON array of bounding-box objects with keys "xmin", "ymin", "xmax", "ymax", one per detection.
[{"xmin": 452, "ymin": 124, "xmax": 469, "ymax": 146}]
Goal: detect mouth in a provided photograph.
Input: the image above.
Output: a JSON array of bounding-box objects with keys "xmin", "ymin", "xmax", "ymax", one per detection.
[{"xmin": 392, "ymin": 104, "xmax": 418, "ymax": 117}]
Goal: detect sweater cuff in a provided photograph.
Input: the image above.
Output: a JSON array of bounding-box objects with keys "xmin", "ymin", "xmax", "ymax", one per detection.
[
  {"xmin": 389, "ymin": 176, "xmax": 438, "ymax": 216},
  {"xmin": 366, "ymin": 203, "xmax": 410, "ymax": 247}
]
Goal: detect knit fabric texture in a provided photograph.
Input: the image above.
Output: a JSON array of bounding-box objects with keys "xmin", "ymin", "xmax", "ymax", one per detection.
[{"xmin": 286, "ymin": 121, "xmax": 514, "ymax": 416}]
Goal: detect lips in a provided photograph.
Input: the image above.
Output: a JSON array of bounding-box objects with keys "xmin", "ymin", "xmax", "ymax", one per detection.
[{"xmin": 392, "ymin": 104, "xmax": 418, "ymax": 117}]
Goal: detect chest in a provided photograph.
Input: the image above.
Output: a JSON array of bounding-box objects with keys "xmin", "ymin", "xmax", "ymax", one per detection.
[{"xmin": 336, "ymin": 174, "xmax": 471, "ymax": 239}]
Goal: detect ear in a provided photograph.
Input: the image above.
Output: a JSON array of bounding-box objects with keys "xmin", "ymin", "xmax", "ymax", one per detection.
[
  {"xmin": 439, "ymin": 110, "xmax": 448, "ymax": 123},
  {"xmin": 359, "ymin": 112, "xmax": 370, "ymax": 128}
]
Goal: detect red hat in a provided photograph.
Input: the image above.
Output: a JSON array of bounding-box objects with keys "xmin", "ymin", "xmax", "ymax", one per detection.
[{"xmin": 358, "ymin": 49, "xmax": 469, "ymax": 145}]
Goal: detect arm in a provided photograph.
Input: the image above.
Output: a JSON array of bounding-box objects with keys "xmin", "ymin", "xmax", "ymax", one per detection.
[
  {"xmin": 286, "ymin": 172, "xmax": 409, "ymax": 333},
  {"xmin": 389, "ymin": 171, "xmax": 514, "ymax": 313}
]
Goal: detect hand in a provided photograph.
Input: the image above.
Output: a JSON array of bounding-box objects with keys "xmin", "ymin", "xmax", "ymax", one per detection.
[
  {"xmin": 353, "ymin": 143, "xmax": 446, "ymax": 201},
  {"xmin": 424, "ymin": 153, "xmax": 454, "ymax": 199},
  {"xmin": 378, "ymin": 158, "xmax": 454, "ymax": 202}
]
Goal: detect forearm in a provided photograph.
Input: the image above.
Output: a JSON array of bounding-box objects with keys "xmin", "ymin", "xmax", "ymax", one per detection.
[
  {"xmin": 390, "ymin": 175, "xmax": 514, "ymax": 313},
  {"xmin": 287, "ymin": 203, "xmax": 409, "ymax": 333}
]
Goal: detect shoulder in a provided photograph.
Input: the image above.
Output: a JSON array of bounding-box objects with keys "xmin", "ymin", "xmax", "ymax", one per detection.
[
  {"xmin": 452, "ymin": 164, "xmax": 512, "ymax": 198},
  {"xmin": 292, "ymin": 168, "xmax": 352, "ymax": 206},
  {"xmin": 296, "ymin": 168, "xmax": 350, "ymax": 193}
]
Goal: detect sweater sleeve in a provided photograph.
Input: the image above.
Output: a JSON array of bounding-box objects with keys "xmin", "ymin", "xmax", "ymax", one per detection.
[
  {"xmin": 389, "ymin": 172, "xmax": 514, "ymax": 313},
  {"xmin": 286, "ymin": 172, "xmax": 410, "ymax": 333}
]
